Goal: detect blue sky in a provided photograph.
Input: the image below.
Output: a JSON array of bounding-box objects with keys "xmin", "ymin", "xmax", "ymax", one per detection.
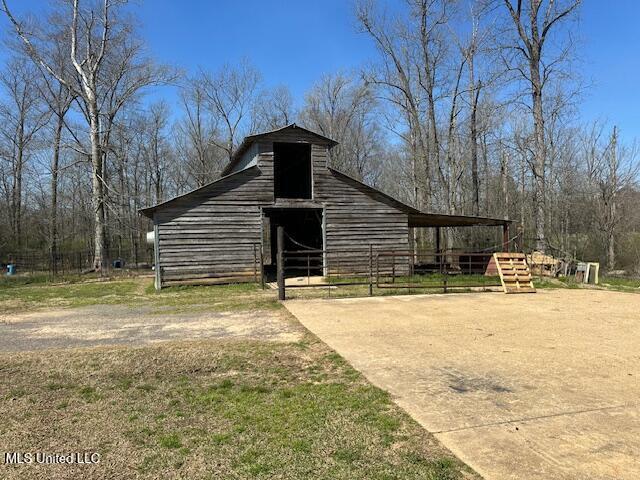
[{"xmin": 4, "ymin": 0, "xmax": 640, "ymax": 140}]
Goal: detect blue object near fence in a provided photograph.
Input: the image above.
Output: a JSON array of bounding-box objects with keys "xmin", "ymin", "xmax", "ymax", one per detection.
[
  {"xmin": 112, "ymin": 259, "xmax": 124, "ymax": 269},
  {"xmin": 6, "ymin": 264, "xmax": 16, "ymax": 275}
]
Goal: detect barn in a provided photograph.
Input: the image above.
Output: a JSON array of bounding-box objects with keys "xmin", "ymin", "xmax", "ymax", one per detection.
[{"xmin": 140, "ymin": 124, "xmax": 510, "ymax": 289}]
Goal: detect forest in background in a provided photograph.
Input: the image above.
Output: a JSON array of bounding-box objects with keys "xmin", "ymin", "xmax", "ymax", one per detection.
[{"xmin": 0, "ymin": 0, "xmax": 639, "ymax": 274}]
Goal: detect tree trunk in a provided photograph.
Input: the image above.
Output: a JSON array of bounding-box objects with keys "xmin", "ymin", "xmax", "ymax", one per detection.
[
  {"xmin": 469, "ymin": 65, "xmax": 480, "ymax": 216},
  {"xmin": 607, "ymin": 226, "xmax": 615, "ymax": 271},
  {"xmin": 12, "ymin": 118, "xmax": 25, "ymax": 248},
  {"xmin": 606, "ymin": 126, "xmax": 618, "ymax": 271},
  {"xmin": 530, "ymin": 51, "xmax": 546, "ymax": 252},
  {"xmin": 89, "ymin": 99, "xmax": 108, "ymax": 273},
  {"xmin": 50, "ymin": 114, "xmax": 63, "ymax": 275},
  {"xmin": 500, "ymin": 149, "xmax": 509, "ymax": 219}
]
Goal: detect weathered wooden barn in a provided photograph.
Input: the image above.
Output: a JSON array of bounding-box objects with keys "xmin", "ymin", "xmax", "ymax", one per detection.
[{"xmin": 140, "ymin": 124, "xmax": 510, "ymax": 289}]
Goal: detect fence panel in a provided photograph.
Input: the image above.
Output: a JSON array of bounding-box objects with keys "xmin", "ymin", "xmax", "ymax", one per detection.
[{"xmin": 279, "ymin": 247, "xmax": 504, "ymax": 300}]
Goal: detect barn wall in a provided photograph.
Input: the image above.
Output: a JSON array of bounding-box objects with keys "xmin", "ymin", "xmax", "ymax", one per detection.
[
  {"xmin": 154, "ymin": 167, "xmax": 270, "ymax": 285},
  {"xmin": 153, "ymin": 132, "xmax": 410, "ymax": 286},
  {"xmin": 258, "ymin": 139, "xmax": 410, "ymax": 275},
  {"xmin": 228, "ymin": 143, "xmax": 259, "ymax": 174}
]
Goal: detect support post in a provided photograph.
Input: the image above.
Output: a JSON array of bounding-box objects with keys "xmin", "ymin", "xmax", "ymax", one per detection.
[
  {"xmin": 253, "ymin": 243, "xmax": 258, "ymax": 283},
  {"xmin": 260, "ymin": 242, "xmax": 265, "ymax": 289},
  {"xmin": 368, "ymin": 244, "xmax": 373, "ymax": 296},
  {"xmin": 153, "ymin": 221, "xmax": 161, "ymax": 291},
  {"xmin": 435, "ymin": 226, "xmax": 441, "ymax": 273},
  {"xmin": 502, "ymin": 223, "xmax": 510, "ymax": 252},
  {"xmin": 444, "ymin": 267, "xmax": 448, "ymax": 294},
  {"xmin": 277, "ymin": 225, "xmax": 285, "ymax": 301},
  {"xmin": 391, "ymin": 250, "xmax": 396, "ymax": 283}
]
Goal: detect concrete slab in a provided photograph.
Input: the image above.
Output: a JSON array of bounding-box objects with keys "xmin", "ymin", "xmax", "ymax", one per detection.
[{"xmin": 285, "ymin": 289, "xmax": 640, "ymax": 479}]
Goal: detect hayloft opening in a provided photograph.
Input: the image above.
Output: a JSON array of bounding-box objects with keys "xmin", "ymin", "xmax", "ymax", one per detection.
[{"xmin": 273, "ymin": 142, "xmax": 312, "ymax": 199}]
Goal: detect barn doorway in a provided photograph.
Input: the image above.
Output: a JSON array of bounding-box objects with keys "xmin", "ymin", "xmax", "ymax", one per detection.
[{"xmin": 263, "ymin": 208, "xmax": 323, "ymax": 279}]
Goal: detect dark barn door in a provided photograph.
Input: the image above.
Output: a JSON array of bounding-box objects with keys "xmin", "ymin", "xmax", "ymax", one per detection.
[{"xmin": 263, "ymin": 208, "xmax": 323, "ymax": 279}]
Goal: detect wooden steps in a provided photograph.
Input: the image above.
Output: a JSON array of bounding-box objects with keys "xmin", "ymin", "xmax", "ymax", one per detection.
[{"xmin": 493, "ymin": 252, "xmax": 536, "ymax": 294}]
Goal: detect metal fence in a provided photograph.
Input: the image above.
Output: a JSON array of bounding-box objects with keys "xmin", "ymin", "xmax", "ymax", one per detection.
[
  {"xmin": 278, "ymin": 245, "xmax": 504, "ymax": 300},
  {"xmin": 1, "ymin": 247, "xmax": 154, "ymax": 278}
]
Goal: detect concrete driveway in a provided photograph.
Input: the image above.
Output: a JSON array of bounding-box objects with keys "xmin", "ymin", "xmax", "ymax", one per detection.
[{"xmin": 285, "ymin": 289, "xmax": 640, "ymax": 480}]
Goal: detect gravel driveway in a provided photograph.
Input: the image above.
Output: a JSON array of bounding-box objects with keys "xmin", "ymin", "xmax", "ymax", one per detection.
[{"xmin": 0, "ymin": 305, "xmax": 302, "ymax": 352}]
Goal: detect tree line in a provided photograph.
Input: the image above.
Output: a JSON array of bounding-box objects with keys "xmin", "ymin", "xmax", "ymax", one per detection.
[{"xmin": 0, "ymin": 0, "xmax": 638, "ymax": 274}]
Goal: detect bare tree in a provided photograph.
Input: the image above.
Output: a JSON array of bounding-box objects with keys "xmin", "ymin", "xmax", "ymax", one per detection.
[
  {"xmin": 3, "ymin": 0, "xmax": 117, "ymax": 270},
  {"xmin": 29, "ymin": 25, "xmax": 77, "ymax": 272},
  {"xmin": 250, "ymin": 85, "xmax": 294, "ymax": 132},
  {"xmin": 501, "ymin": 0, "xmax": 581, "ymax": 251},
  {"xmin": 200, "ymin": 60, "xmax": 261, "ymax": 162},
  {"xmin": 176, "ymin": 77, "xmax": 222, "ymax": 186},
  {"xmin": 301, "ymin": 72, "xmax": 382, "ymax": 181},
  {"xmin": 0, "ymin": 57, "xmax": 49, "ymax": 248},
  {"xmin": 3, "ymin": 0, "xmax": 173, "ymax": 270},
  {"xmin": 583, "ymin": 125, "xmax": 639, "ymax": 271}
]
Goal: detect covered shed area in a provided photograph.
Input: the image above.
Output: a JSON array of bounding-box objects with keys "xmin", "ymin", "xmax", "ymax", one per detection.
[{"xmin": 408, "ymin": 212, "xmax": 513, "ymax": 253}]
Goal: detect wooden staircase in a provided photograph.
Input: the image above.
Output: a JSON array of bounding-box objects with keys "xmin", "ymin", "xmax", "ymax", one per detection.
[{"xmin": 493, "ymin": 253, "xmax": 536, "ymax": 294}]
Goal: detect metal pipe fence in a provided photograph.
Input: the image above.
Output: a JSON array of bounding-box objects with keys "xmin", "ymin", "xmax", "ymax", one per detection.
[{"xmin": 278, "ymin": 245, "xmax": 504, "ymax": 300}]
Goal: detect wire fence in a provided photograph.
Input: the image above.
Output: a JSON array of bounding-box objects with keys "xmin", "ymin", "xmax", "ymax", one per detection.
[{"xmin": 1, "ymin": 247, "xmax": 154, "ymax": 278}]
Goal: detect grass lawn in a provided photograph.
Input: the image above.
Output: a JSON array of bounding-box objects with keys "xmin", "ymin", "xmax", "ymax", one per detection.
[
  {"xmin": 0, "ymin": 336, "xmax": 475, "ymax": 479},
  {"xmin": 534, "ymin": 275, "xmax": 640, "ymax": 292},
  {"xmin": 0, "ymin": 275, "xmax": 279, "ymax": 314}
]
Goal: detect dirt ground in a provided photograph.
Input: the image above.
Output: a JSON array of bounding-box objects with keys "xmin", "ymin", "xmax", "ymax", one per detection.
[
  {"xmin": 0, "ymin": 305, "xmax": 302, "ymax": 352},
  {"xmin": 285, "ymin": 289, "xmax": 640, "ymax": 480}
]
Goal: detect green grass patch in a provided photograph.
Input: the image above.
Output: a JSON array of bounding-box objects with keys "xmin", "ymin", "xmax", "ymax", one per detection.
[
  {"xmin": 0, "ymin": 277, "xmax": 280, "ymax": 314},
  {"xmin": 0, "ymin": 338, "xmax": 475, "ymax": 479},
  {"xmin": 534, "ymin": 275, "xmax": 640, "ymax": 293},
  {"xmin": 600, "ymin": 276, "xmax": 640, "ymax": 291}
]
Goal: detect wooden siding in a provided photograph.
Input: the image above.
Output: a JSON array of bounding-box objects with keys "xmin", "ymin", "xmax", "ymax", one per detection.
[
  {"xmin": 153, "ymin": 131, "xmax": 410, "ymax": 285},
  {"xmin": 313, "ymin": 150, "xmax": 409, "ymax": 274},
  {"xmin": 154, "ymin": 167, "xmax": 269, "ymax": 285}
]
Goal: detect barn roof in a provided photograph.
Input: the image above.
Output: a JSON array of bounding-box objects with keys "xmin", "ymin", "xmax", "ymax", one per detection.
[
  {"xmin": 328, "ymin": 168, "xmax": 510, "ymax": 228},
  {"xmin": 140, "ymin": 124, "xmax": 510, "ymax": 227},
  {"xmin": 139, "ymin": 165, "xmax": 260, "ymax": 218},
  {"xmin": 221, "ymin": 123, "xmax": 338, "ymax": 176}
]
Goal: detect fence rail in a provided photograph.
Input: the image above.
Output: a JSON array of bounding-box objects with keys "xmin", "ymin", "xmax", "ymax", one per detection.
[{"xmin": 278, "ymin": 240, "xmax": 504, "ymax": 300}]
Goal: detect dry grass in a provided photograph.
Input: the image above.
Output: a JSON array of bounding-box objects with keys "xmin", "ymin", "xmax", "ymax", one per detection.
[{"xmin": 0, "ymin": 336, "xmax": 474, "ymax": 480}]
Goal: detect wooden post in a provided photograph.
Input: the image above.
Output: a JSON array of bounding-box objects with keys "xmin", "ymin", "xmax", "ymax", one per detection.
[
  {"xmin": 153, "ymin": 222, "xmax": 162, "ymax": 290},
  {"xmin": 443, "ymin": 265, "xmax": 448, "ymax": 294},
  {"xmin": 517, "ymin": 224, "xmax": 524, "ymax": 253},
  {"xmin": 277, "ymin": 225, "xmax": 285, "ymax": 301},
  {"xmin": 368, "ymin": 244, "xmax": 373, "ymax": 296},
  {"xmin": 391, "ymin": 250, "xmax": 396, "ymax": 283},
  {"xmin": 502, "ymin": 223, "xmax": 510, "ymax": 252},
  {"xmin": 435, "ymin": 226, "xmax": 441, "ymax": 273},
  {"xmin": 253, "ymin": 243, "xmax": 258, "ymax": 283},
  {"xmin": 259, "ymin": 243, "xmax": 265, "ymax": 290}
]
